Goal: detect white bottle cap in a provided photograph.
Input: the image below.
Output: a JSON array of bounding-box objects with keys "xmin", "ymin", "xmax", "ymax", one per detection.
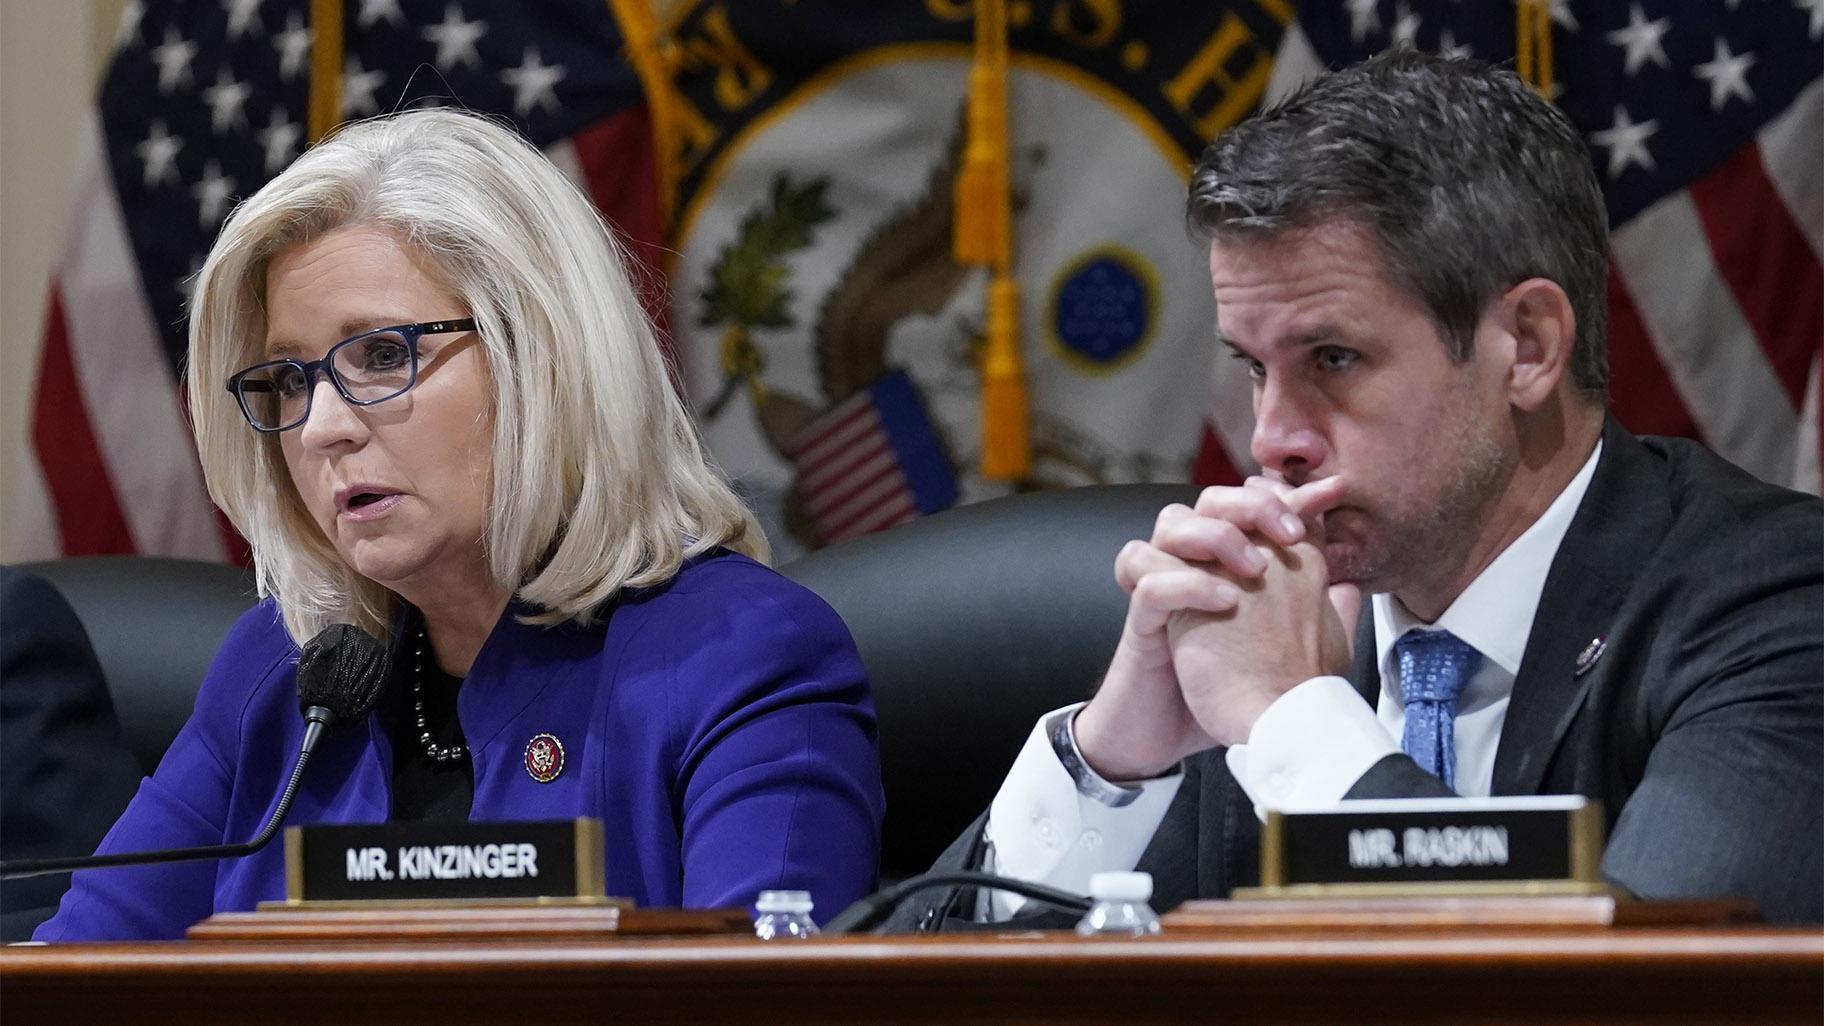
[
  {"xmin": 1088, "ymin": 871, "xmax": 1154, "ymax": 902},
  {"xmin": 755, "ymin": 889, "xmax": 814, "ymax": 914}
]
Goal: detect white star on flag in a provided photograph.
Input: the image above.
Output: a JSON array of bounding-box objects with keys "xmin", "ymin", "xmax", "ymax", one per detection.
[
  {"xmin": 1437, "ymin": 29, "xmax": 1473, "ymax": 61},
  {"xmin": 1391, "ymin": 4, "xmax": 1422, "ymax": 49},
  {"xmin": 1693, "ymin": 39, "xmax": 1757, "ymax": 110},
  {"xmin": 342, "ymin": 55, "xmax": 387, "ymax": 116},
  {"xmin": 274, "ymin": 13, "xmax": 311, "ymax": 81},
  {"xmin": 150, "ymin": 27, "xmax": 199, "ymax": 94},
  {"xmin": 115, "ymin": 1, "xmax": 145, "ymax": 50},
  {"xmin": 1346, "ymin": 0, "xmax": 1380, "ymax": 43},
  {"xmin": 1607, "ymin": 4, "xmax": 1673, "ymax": 77},
  {"xmin": 257, "ymin": 108, "xmax": 302, "ymax": 174},
  {"xmin": 423, "ymin": 5, "xmax": 489, "ymax": 73},
  {"xmin": 224, "ymin": 0, "xmax": 264, "ymax": 41},
  {"xmin": 135, "ymin": 120, "xmax": 183, "ymax": 187},
  {"xmin": 357, "ymin": 0, "xmax": 405, "ymax": 30},
  {"xmin": 192, "ymin": 161, "xmax": 237, "ymax": 229},
  {"xmin": 1548, "ymin": 0, "xmax": 1580, "ymax": 32},
  {"xmin": 501, "ymin": 47, "xmax": 566, "ymax": 117},
  {"xmin": 1590, "ymin": 104, "xmax": 1660, "ymax": 177},
  {"xmin": 1797, "ymin": 0, "xmax": 1824, "ymax": 39},
  {"xmin": 202, "ymin": 68, "xmax": 252, "ymax": 134}
]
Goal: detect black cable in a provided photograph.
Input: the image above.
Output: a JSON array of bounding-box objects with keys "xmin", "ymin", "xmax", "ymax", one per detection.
[
  {"xmin": 2, "ymin": 624, "xmax": 388, "ymax": 882},
  {"xmin": 0, "ymin": 719, "xmax": 324, "ymax": 880},
  {"xmin": 825, "ymin": 870, "xmax": 1092, "ymax": 935}
]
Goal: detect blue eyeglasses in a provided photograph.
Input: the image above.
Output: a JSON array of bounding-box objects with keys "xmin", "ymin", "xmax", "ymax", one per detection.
[{"xmin": 225, "ymin": 319, "xmax": 478, "ymax": 433}]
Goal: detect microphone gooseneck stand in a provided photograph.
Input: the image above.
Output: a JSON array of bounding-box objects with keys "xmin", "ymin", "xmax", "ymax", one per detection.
[{"xmin": 0, "ymin": 623, "xmax": 392, "ymax": 881}]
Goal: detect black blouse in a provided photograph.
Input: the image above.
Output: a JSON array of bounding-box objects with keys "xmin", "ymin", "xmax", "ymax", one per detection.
[{"xmin": 387, "ymin": 632, "xmax": 474, "ymax": 822}]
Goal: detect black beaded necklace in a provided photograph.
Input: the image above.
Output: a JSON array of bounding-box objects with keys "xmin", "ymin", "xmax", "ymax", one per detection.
[{"xmin": 412, "ymin": 627, "xmax": 468, "ymax": 764}]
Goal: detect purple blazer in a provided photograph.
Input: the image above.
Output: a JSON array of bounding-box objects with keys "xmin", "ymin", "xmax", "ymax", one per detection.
[{"xmin": 36, "ymin": 552, "xmax": 883, "ymax": 941}]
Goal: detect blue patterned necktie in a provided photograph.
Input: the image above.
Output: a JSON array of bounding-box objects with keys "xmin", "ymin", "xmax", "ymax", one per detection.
[{"xmin": 1395, "ymin": 630, "xmax": 1482, "ymax": 791}]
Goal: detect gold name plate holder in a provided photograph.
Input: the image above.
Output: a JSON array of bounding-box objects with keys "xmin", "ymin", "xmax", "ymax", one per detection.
[
  {"xmin": 184, "ymin": 819, "xmax": 751, "ymax": 942},
  {"xmin": 1165, "ymin": 796, "xmax": 1758, "ymax": 932}
]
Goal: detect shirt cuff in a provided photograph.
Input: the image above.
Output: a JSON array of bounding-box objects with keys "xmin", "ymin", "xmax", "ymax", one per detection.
[
  {"xmin": 1224, "ymin": 675, "xmax": 1399, "ymax": 820},
  {"xmin": 981, "ymin": 703, "xmax": 1183, "ymax": 919}
]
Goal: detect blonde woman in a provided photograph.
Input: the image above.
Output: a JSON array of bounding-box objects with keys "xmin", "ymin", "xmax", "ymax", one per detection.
[{"xmin": 37, "ymin": 109, "xmax": 882, "ymax": 941}]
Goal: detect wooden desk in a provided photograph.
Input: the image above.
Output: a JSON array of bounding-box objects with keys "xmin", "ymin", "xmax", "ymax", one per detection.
[{"xmin": 4, "ymin": 926, "xmax": 1819, "ymax": 1025}]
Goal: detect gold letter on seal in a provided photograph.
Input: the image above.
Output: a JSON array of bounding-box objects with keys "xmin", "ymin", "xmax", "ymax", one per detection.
[
  {"xmin": 678, "ymin": 5, "xmax": 774, "ymax": 111},
  {"xmin": 1163, "ymin": 10, "xmax": 1278, "ymax": 140}
]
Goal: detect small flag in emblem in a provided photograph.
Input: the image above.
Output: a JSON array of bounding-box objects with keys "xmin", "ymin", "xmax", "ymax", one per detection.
[{"xmin": 789, "ymin": 371, "xmax": 958, "ymax": 544}]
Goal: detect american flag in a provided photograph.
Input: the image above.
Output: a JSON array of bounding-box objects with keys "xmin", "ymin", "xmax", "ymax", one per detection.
[
  {"xmin": 17, "ymin": 0, "xmax": 662, "ymax": 560},
  {"xmin": 1252, "ymin": 0, "xmax": 1823, "ymax": 493},
  {"xmin": 789, "ymin": 371, "xmax": 958, "ymax": 544},
  {"xmin": 22, "ymin": 2, "xmax": 1821, "ymax": 563}
]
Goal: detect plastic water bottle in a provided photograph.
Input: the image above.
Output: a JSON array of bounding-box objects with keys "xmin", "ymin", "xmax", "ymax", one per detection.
[
  {"xmin": 1075, "ymin": 871, "xmax": 1163, "ymax": 936},
  {"xmin": 753, "ymin": 890, "xmax": 820, "ymax": 939}
]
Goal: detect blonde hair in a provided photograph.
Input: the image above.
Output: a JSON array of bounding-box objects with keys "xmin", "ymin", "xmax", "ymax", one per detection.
[{"xmin": 186, "ymin": 108, "xmax": 765, "ymax": 644}]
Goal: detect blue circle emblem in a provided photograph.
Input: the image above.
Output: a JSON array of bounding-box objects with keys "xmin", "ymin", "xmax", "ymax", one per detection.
[{"xmin": 1050, "ymin": 249, "xmax": 1155, "ymax": 370}]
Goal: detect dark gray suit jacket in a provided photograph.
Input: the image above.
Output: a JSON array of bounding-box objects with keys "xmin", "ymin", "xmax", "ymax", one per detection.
[
  {"xmin": 897, "ymin": 420, "xmax": 1823, "ymax": 929},
  {"xmin": 0, "ymin": 568, "xmax": 144, "ymax": 940}
]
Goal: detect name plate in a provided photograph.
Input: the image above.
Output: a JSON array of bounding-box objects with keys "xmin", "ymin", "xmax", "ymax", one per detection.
[
  {"xmin": 1244, "ymin": 796, "xmax": 1606, "ymax": 898},
  {"xmin": 282, "ymin": 819, "xmax": 605, "ymax": 904}
]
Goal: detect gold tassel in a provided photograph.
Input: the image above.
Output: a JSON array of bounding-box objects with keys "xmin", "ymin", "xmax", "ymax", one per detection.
[
  {"xmin": 955, "ymin": 0, "xmax": 1028, "ymax": 479},
  {"xmin": 954, "ymin": 0, "xmax": 1008, "ymax": 265},
  {"xmin": 306, "ymin": 0, "xmax": 342, "ymax": 143},
  {"xmin": 979, "ymin": 275, "xmax": 1029, "ymax": 479},
  {"xmin": 954, "ymin": 65, "xmax": 1007, "ymax": 264},
  {"xmin": 605, "ymin": 0, "xmax": 681, "ymax": 233}
]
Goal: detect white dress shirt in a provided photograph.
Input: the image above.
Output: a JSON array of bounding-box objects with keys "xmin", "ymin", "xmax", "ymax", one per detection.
[{"xmin": 983, "ymin": 442, "xmax": 1602, "ymax": 917}]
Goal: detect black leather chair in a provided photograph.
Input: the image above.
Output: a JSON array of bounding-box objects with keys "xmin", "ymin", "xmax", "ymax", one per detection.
[
  {"xmin": 781, "ymin": 483, "xmax": 1193, "ymax": 879},
  {"xmin": 14, "ymin": 483, "xmax": 1189, "ymax": 878},
  {"xmin": 16, "ymin": 557, "xmax": 258, "ymax": 775}
]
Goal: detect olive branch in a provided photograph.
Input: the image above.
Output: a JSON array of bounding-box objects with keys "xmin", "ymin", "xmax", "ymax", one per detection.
[
  {"xmin": 700, "ymin": 174, "xmax": 837, "ymax": 330},
  {"xmin": 698, "ymin": 174, "xmax": 837, "ymax": 418}
]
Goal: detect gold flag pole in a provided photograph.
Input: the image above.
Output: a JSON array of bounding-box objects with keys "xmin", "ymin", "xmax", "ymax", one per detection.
[
  {"xmin": 1515, "ymin": 0, "xmax": 1556, "ymax": 101},
  {"xmin": 306, "ymin": 0, "xmax": 342, "ymax": 143}
]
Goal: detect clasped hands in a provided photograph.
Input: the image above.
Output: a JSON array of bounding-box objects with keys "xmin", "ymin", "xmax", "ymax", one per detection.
[{"xmin": 1073, "ymin": 476, "xmax": 1361, "ymax": 782}]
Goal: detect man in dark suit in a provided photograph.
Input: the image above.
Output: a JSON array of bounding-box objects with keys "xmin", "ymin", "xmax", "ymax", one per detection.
[
  {"xmin": 897, "ymin": 50, "xmax": 1822, "ymax": 929},
  {"xmin": 0, "ymin": 567, "xmax": 143, "ymax": 939}
]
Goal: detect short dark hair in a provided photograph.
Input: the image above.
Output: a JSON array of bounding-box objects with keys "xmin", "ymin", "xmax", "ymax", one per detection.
[{"xmin": 1187, "ymin": 50, "xmax": 1609, "ymax": 400}]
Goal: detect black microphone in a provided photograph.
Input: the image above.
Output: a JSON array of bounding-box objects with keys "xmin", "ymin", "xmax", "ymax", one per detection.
[
  {"xmin": 0, "ymin": 624, "xmax": 391, "ymax": 880},
  {"xmin": 824, "ymin": 870, "xmax": 1093, "ymax": 935}
]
